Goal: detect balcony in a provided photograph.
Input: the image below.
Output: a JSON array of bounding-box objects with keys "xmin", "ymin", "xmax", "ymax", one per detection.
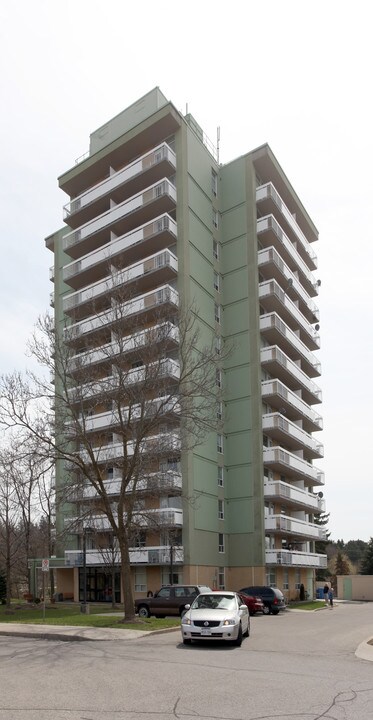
[
  {"xmin": 264, "ymin": 480, "xmax": 325, "ymax": 512},
  {"xmin": 261, "ymin": 346, "xmax": 322, "ymax": 405},
  {"xmin": 260, "ymin": 312, "xmax": 321, "ymax": 377},
  {"xmin": 74, "ymin": 396, "xmax": 181, "ymax": 436},
  {"xmin": 65, "ymin": 545, "xmax": 184, "ymax": 567},
  {"xmin": 63, "ymin": 142, "xmax": 177, "ymax": 229},
  {"xmin": 79, "ymin": 471, "xmax": 182, "ymax": 499},
  {"xmin": 72, "ymin": 431, "xmax": 181, "ymax": 466},
  {"xmin": 68, "ymin": 322, "xmax": 179, "ymax": 372},
  {"xmin": 258, "ymin": 247, "xmax": 319, "ymax": 324},
  {"xmin": 265, "ymin": 514, "xmax": 327, "ymax": 541},
  {"xmin": 64, "ymin": 285, "xmax": 179, "ymax": 344},
  {"xmin": 259, "ymin": 280, "xmax": 320, "ymax": 350},
  {"xmin": 257, "ymin": 216, "xmax": 318, "ymax": 297},
  {"xmin": 63, "ymin": 249, "xmax": 178, "ymax": 317},
  {"xmin": 63, "ymin": 215, "xmax": 177, "ymax": 291},
  {"xmin": 63, "ymin": 179, "xmax": 177, "ymax": 259},
  {"xmin": 262, "ymin": 379, "xmax": 323, "ymax": 433},
  {"xmin": 262, "ymin": 413, "xmax": 324, "ymax": 460},
  {"xmin": 256, "ymin": 183, "xmax": 317, "ymax": 270},
  {"xmin": 66, "ymin": 508, "xmax": 183, "ymax": 532},
  {"xmin": 263, "ymin": 446, "xmax": 325, "ymax": 486},
  {"xmin": 265, "ymin": 549, "xmax": 328, "ymax": 568}
]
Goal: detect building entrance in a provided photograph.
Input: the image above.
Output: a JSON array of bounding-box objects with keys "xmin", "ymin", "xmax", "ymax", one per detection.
[{"xmin": 79, "ymin": 567, "xmax": 121, "ymax": 603}]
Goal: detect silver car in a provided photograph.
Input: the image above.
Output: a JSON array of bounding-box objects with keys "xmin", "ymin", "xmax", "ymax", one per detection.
[{"xmin": 181, "ymin": 591, "xmax": 250, "ymax": 646}]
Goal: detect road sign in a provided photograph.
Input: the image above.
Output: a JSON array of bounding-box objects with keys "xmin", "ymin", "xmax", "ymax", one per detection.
[{"xmin": 41, "ymin": 559, "xmax": 49, "ymax": 573}]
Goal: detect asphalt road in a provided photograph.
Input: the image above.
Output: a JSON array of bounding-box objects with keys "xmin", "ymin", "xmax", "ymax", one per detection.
[{"xmin": 0, "ymin": 602, "xmax": 372, "ymax": 720}]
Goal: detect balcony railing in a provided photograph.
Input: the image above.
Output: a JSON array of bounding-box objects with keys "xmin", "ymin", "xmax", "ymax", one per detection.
[
  {"xmin": 73, "ymin": 431, "xmax": 181, "ymax": 466},
  {"xmin": 264, "ymin": 480, "xmax": 326, "ymax": 512},
  {"xmin": 257, "ymin": 215, "xmax": 317, "ymax": 294},
  {"xmin": 63, "ymin": 214, "xmax": 177, "ymax": 286},
  {"xmin": 259, "ymin": 280, "xmax": 320, "ymax": 349},
  {"xmin": 63, "ymin": 179, "xmax": 177, "ymax": 254},
  {"xmin": 261, "ymin": 346, "xmax": 322, "ymax": 404},
  {"xmin": 260, "ymin": 312, "xmax": 321, "ymax": 376},
  {"xmin": 64, "ymin": 143, "xmax": 176, "ymax": 220},
  {"xmin": 258, "ymin": 247, "xmax": 320, "ymax": 318},
  {"xmin": 79, "ymin": 471, "xmax": 182, "ymax": 499},
  {"xmin": 65, "ymin": 285, "xmax": 179, "ymax": 342},
  {"xmin": 66, "ymin": 508, "xmax": 183, "ymax": 532},
  {"xmin": 265, "ymin": 514, "xmax": 327, "ymax": 540},
  {"xmin": 262, "ymin": 413, "xmax": 324, "ymax": 458},
  {"xmin": 265, "ymin": 549, "xmax": 328, "ymax": 568},
  {"xmin": 256, "ymin": 183, "xmax": 317, "ymax": 268},
  {"xmin": 65, "ymin": 545, "xmax": 184, "ymax": 567},
  {"xmin": 263, "ymin": 446, "xmax": 325, "ymax": 485},
  {"xmin": 63, "ymin": 248, "xmax": 178, "ymax": 313},
  {"xmin": 262, "ymin": 378, "xmax": 323, "ymax": 432}
]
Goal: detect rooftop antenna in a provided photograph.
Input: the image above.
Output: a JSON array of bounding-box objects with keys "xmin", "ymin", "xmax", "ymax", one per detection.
[{"xmin": 217, "ymin": 126, "xmax": 220, "ymax": 163}]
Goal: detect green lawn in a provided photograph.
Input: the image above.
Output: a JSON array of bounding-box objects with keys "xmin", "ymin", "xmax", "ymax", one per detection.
[
  {"xmin": 0, "ymin": 602, "xmax": 180, "ymax": 631},
  {"xmin": 288, "ymin": 600, "xmax": 326, "ymax": 611}
]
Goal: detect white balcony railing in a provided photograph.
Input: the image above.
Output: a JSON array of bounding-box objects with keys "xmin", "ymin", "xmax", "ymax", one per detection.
[
  {"xmin": 257, "ymin": 215, "xmax": 317, "ymax": 289},
  {"xmin": 265, "ymin": 549, "xmax": 328, "ymax": 568},
  {"xmin": 260, "ymin": 312, "xmax": 321, "ymax": 373},
  {"xmin": 63, "ymin": 179, "xmax": 177, "ymax": 252},
  {"xmin": 263, "ymin": 446, "xmax": 325, "ymax": 485},
  {"xmin": 74, "ymin": 431, "xmax": 181, "ymax": 466},
  {"xmin": 65, "ymin": 285, "xmax": 179, "ymax": 341},
  {"xmin": 262, "ymin": 379, "xmax": 323, "ymax": 430},
  {"xmin": 63, "ymin": 249, "xmax": 178, "ymax": 312},
  {"xmin": 65, "ymin": 544, "xmax": 184, "ymax": 567},
  {"xmin": 260, "ymin": 346, "xmax": 322, "ymax": 402},
  {"xmin": 259, "ymin": 280, "xmax": 320, "ymax": 347},
  {"xmin": 64, "ymin": 143, "xmax": 176, "ymax": 220},
  {"xmin": 262, "ymin": 413, "xmax": 324, "ymax": 457},
  {"xmin": 256, "ymin": 183, "xmax": 317, "ymax": 266},
  {"xmin": 265, "ymin": 514, "xmax": 327, "ymax": 540},
  {"xmin": 258, "ymin": 247, "xmax": 320, "ymax": 313},
  {"xmin": 264, "ymin": 481, "xmax": 326, "ymax": 513},
  {"xmin": 65, "ymin": 508, "xmax": 183, "ymax": 533},
  {"xmin": 79, "ymin": 471, "xmax": 182, "ymax": 499}
]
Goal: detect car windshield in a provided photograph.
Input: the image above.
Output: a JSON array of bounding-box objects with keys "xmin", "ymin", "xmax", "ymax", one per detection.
[{"xmin": 192, "ymin": 594, "xmax": 236, "ymax": 611}]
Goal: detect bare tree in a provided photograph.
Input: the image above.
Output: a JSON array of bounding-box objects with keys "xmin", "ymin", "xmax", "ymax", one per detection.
[{"xmin": 0, "ymin": 282, "xmax": 224, "ymax": 621}]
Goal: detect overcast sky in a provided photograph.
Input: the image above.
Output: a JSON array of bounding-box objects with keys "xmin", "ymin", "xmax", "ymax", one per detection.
[{"xmin": 0, "ymin": 0, "xmax": 372, "ymax": 542}]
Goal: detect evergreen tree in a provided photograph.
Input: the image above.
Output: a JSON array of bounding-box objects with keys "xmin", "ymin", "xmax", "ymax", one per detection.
[
  {"xmin": 334, "ymin": 550, "xmax": 351, "ymax": 575},
  {"xmin": 360, "ymin": 537, "xmax": 373, "ymax": 575}
]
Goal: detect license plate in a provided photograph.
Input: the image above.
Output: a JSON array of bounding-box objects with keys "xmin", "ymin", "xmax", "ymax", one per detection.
[{"xmin": 200, "ymin": 629, "xmax": 212, "ymax": 636}]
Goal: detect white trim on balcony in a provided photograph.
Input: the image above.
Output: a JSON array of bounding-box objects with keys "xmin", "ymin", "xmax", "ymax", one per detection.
[
  {"xmin": 259, "ymin": 280, "xmax": 320, "ymax": 349},
  {"xmin": 62, "ymin": 214, "xmax": 177, "ymax": 285},
  {"xmin": 66, "ymin": 508, "xmax": 183, "ymax": 532},
  {"xmin": 258, "ymin": 247, "xmax": 320, "ymax": 317},
  {"xmin": 263, "ymin": 446, "xmax": 325, "ymax": 485},
  {"xmin": 262, "ymin": 413, "xmax": 324, "ymax": 458},
  {"xmin": 257, "ymin": 215, "xmax": 317, "ymax": 292},
  {"xmin": 63, "ymin": 143, "xmax": 176, "ymax": 220},
  {"xmin": 65, "ymin": 285, "xmax": 179, "ymax": 341},
  {"xmin": 265, "ymin": 549, "xmax": 328, "ymax": 568},
  {"xmin": 256, "ymin": 183, "xmax": 317, "ymax": 268},
  {"xmin": 264, "ymin": 480, "xmax": 325, "ymax": 513},
  {"xmin": 260, "ymin": 312, "xmax": 321, "ymax": 376},
  {"xmin": 65, "ymin": 544, "xmax": 184, "ymax": 567},
  {"xmin": 74, "ymin": 431, "xmax": 181, "ymax": 465},
  {"xmin": 261, "ymin": 346, "xmax": 322, "ymax": 404},
  {"xmin": 63, "ymin": 179, "xmax": 177, "ymax": 252},
  {"xmin": 262, "ymin": 378, "xmax": 323, "ymax": 431},
  {"xmin": 80, "ymin": 471, "xmax": 182, "ymax": 499},
  {"xmin": 265, "ymin": 514, "xmax": 326, "ymax": 540}
]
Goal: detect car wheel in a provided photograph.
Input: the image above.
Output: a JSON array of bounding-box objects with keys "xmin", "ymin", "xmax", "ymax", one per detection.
[
  {"xmin": 271, "ymin": 608, "xmax": 279, "ymax": 615},
  {"xmin": 234, "ymin": 624, "xmax": 243, "ymax": 646},
  {"xmin": 262, "ymin": 605, "xmax": 270, "ymax": 615},
  {"xmin": 138, "ymin": 605, "xmax": 150, "ymax": 618},
  {"xmin": 243, "ymin": 621, "xmax": 250, "ymax": 638},
  {"xmin": 183, "ymin": 638, "xmax": 192, "ymax": 645}
]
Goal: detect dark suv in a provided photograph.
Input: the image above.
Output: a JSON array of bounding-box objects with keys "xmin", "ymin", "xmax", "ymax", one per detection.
[
  {"xmin": 135, "ymin": 585, "xmax": 211, "ymax": 618},
  {"xmin": 239, "ymin": 586, "xmax": 286, "ymax": 615}
]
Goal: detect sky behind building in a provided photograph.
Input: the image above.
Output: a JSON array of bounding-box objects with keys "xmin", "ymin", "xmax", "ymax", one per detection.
[{"xmin": 0, "ymin": 0, "xmax": 372, "ymax": 541}]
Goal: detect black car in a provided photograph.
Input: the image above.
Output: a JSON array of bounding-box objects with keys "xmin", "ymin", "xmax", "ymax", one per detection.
[
  {"xmin": 135, "ymin": 585, "xmax": 211, "ymax": 618},
  {"xmin": 239, "ymin": 586, "xmax": 286, "ymax": 615}
]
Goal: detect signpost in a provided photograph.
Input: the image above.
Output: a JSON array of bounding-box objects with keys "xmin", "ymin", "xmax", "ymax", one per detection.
[{"xmin": 41, "ymin": 559, "xmax": 49, "ymax": 623}]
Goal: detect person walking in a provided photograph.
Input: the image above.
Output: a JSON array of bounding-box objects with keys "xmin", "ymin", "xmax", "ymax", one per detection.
[
  {"xmin": 323, "ymin": 583, "xmax": 329, "ymax": 606},
  {"xmin": 328, "ymin": 586, "xmax": 334, "ymax": 608}
]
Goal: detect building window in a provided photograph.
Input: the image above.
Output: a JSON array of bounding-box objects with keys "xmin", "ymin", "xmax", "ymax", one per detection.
[
  {"xmin": 214, "ymin": 272, "xmax": 220, "ymax": 292},
  {"xmin": 218, "ymin": 533, "xmax": 225, "ymax": 553},
  {"xmin": 134, "ymin": 569, "xmax": 147, "ymax": 593},
  {"xmin": 216, "ymin": 369, "xmax": 222, "ymax": 388},
  {"xmin": 215, "ymin": 336, "xmax": 221, "ymax": 355},
  {"xmin": 218, "ymin": 466, "xmax": 224, "ymax": 487},
  {"xmin": 217, "ymin": 401, "xmax": 223, "ymax": 421},
  {"xmin": 213, "ymin": 240, "xmax": 219, "ymax": 260},
  {"xmin": 218, "ymin": 499, "xmax": 224, "ymax": 520},
  {"xmin": 211, "ymin": 169, "xmax": 218, "ymax": 196},
  {"xmin": 133, "ymin": 531, "xmax": 146, "ymax": 548},
  {"xmin": 294, "ymin": 569, "xmax": 301, "ymax": 590},
  {"xmin": 215, "ymin": 304, "xmax": 221, "ymax": 324},
  {"xmin": 212, "ymin": 209, "xmax": 219, "ymax": 229},
  {"xmin": 266, "ymin": 568, "xmax": 276, "ymax": 586},
  {"xmin": 283, "ymin": 569, "xmax": 289, "ymax": 591},
  {"xmin": 217, "ymin": 434, "xmax": 223, "ymax": 454},
  {"xmin": 218, "ymin": 567, "xmax": 225, "ymax": 589}
]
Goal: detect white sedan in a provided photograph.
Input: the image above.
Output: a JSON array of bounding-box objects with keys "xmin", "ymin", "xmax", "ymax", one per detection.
[{"xmin": 181, "ymin": 591, "xmax": 250, "ymax": 646}]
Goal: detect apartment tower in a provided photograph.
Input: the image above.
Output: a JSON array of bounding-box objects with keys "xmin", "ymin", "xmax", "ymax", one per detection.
[{"xmin": 46, "ymin": 88, "xmax": 327, "ymax": 603}]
